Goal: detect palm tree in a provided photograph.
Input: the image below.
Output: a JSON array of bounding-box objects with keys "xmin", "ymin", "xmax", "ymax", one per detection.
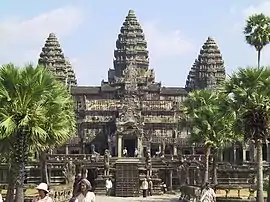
[
  {"xmin": 224, "ymin": 67, "xmax": 270, "ymax": 202},
  {"xmin": 0, "ymin": 63, "xmax": 76, "ymax": 202},
  {"xmin": 244, "ymin": 13, "xmax": 270, "ymax": 68},
  {"xmin": 182, "ymin": 89, "xmax": 236, "ymax": 185}
]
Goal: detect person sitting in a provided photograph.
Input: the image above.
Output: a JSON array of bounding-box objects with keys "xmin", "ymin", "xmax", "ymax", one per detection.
[{"xmin": 75, "ymin": 179, "xmax": 95, "ymax": 202}]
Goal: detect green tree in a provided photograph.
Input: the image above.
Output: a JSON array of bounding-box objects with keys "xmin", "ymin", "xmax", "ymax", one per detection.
[
  {"xmin": 224, "ymin": 67, "xmax": 270, "ymax": 202},
  {"xmin": 244, "ymin": 13, "xmax": 270, "ymax": 68},
  {"xmin": 0, "ymin": 63, "xmax": 76, "ymax": 202},
  {"xmin": 182, "ymin": 89, "xmax": 236, "ymax": 185}
]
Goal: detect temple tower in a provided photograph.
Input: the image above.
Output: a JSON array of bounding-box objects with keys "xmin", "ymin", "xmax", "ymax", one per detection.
[
  {"xmin": 109, "ymin": 9, "xmax": 149, "ymax": 82},
  {"xmin": 185, "ymin": 37, "xmax": 226, "ymax": 91},
  {"xmin": 66, "ymin": 59, "xmax": 77, "ymax": 86},
  {"xmin": 38, "ymin": 33, "xmax": 77, "ymax": 85}
]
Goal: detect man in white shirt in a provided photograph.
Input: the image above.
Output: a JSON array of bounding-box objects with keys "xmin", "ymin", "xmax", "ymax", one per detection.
[
  {"xmin": 200, "ymin": 182, "xmax": 216, "ymax": 202},
  {"xmin": 105, "ymin": 178, "xmax": 113, "ymax": 196}
]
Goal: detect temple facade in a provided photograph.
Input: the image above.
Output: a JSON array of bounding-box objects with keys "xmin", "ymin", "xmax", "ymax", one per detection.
[{"xmin": 37, "ymin": 10, "xmax": 229, "ymax": 159}]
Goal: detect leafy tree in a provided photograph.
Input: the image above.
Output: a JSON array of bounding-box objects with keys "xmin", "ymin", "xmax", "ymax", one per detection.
[
  {"xmin": 0, "ymin": 63, "xmax": 76, "ymax": 202},
  {"xmin": 224, "ymin": 67, "xmax": 270, "ymax": 202},
  {"xmin": 182, "ymin": 89, "xmax": 236, "ymax": 185},
  {"xmin": 244, "ymin": 13, "xmax": 270, "ymax": 68}
]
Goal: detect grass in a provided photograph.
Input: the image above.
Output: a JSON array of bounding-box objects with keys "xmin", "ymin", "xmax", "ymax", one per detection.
[{"xmin": 216, "ymin": 189, "xmax": 268, "ymax": 198}]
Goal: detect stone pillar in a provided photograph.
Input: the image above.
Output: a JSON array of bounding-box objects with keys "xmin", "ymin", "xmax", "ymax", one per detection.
[
  {"xmin": 158, "ymin": 144, "xmax": 162, "ymax": 152},
  {"xmin": 65, "ymin": 145, "xmax": 69, "ymax": 155},
  {"xmin": 137, "ymin": 137, "xmax": 143, "ymax": 157},
  {"xmin": 267, "ymin": 143, "xmax": 270, "ymax": 162},
  {"xmin": 168, "ymin": 169, "xmax": 173, "ymax": 191},
  {"xmin": 233, "ymin": 146, "xmax": 237, "ymax": 163},
  {"xmin": 173, "ymin": 145, "xmax": 177, "ymax": 156},
  {"xmin": 219, "ymin": 149, "xmax": 223, "ymax": 162},
  {"xmin": 243, "ymin": 147, "xmax": 246, "ymax": 162},
  {"xmin": 117, "ymin": 135, "xmax": 122, "ymax": 158}
]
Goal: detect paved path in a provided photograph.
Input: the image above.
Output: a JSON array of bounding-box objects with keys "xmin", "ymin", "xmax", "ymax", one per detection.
[{"xmin": 96, "ymin": 195, "xmax": 179, "ymax": 202}]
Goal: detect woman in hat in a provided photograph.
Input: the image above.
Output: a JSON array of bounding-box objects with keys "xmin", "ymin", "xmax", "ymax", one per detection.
[
  {"xmin": 75, "ymin": 179, "xmax": 95, "ymax": 202},
  {"xmin": 34, "ymin": 183, "xmax": 53, "ymax": 202}
]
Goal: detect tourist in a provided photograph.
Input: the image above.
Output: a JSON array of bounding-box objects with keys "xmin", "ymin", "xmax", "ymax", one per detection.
[
  {"xmin": 33, "ymin": 183, "xmax": 53, "ymax": 202},
  {"xmin": 105, "ymin": 178, "xmax": 113, "ymax": 196},
  {"xmin": 161, "ymin": 182, "xmax": 167, "ymax": 193},
  {"xmin": 75, "ymin": 179, "xmax": 95, "ymax": 202},
  {"xmin": 200, "ymin": 182, "xmax": 216, "ymax": 202},
  {"xmin": 141, "ymin": 178, "xmax": 148, "ymax": 198},
  {"xmin": 73, "ymin": 173, "xmax": 82, "ymax": 197},
  {"xmin": 123, "ymin": 147, "xmax": 127, "ymax": 157},
  {"xmin": 0, "ymin": 189, "xmax": 2, "ymax": 202},
  {"xmin": 148, "ymin": 178, "xmax": 153, "ymax": 196},
  {"xmin": 134, "ymin": 148, "xmax": 138, "ymax": 157}
]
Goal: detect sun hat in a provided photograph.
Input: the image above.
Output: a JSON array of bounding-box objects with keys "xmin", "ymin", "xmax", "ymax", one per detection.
[{"xmin": 36, "ymin": 183, "xmax": 49, "ymax": 193}]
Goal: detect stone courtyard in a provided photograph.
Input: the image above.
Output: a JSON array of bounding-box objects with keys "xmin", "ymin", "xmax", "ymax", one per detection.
[{"xmin": 96, "ymin": 195, "xmax": 179, "ymax": 202}]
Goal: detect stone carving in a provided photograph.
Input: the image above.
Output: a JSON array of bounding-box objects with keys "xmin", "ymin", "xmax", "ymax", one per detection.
[
  {"xmin": 62, "ymin": 160, "xmax": 76, "ymax": 185},
  {"xmin": 38, "ymin": 33, "xmax": 77, "ymax": 84},
  {"xmin": 90, "ymin": 144, "xmax": 100, "ymax": 162},
  {"xmin": 185, "ymin": 37, "xmax": 225, "ymax": 91},
  {"xmin": 145, "ymin": 149, "xmax": 152, "ymax": 177},
  {"xmin": 104, "ymin": 149, "xmax": 110, "ymax": 176},
  {"xmin": 177, "ymin": 160, "xmax": 189, "ymax": 186}
]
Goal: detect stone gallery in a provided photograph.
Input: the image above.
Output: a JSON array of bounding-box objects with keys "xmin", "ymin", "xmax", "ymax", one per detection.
[{"xmin": 0, "ymin": 9, "xmax": 262, "ymax": 198}]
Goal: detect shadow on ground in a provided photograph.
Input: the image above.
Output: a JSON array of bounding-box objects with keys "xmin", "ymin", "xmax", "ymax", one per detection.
[{"xmin": 96, "ymin": 195, "xmax": 179, "ymax": 202}]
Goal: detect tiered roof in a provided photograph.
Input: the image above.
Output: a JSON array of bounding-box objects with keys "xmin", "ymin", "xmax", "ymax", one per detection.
[
  {"xmin": 112, "ymin": 9, "xmax": 149, "ymax": 78},
  {"xmin": 185, "ymin": 37, "xmax": 226, "ymax": 91},
  {"xmin": 38, "ymin": 33, "xmax": 77, "ymax": 86}
]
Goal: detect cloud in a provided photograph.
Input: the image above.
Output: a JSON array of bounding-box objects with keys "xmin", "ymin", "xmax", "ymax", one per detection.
[
  {"xmin": 142, "ymin": 21, "xmax": 195, "ymax": 58},
  {"xmin": 243, "ymin": 1, "xmax": 270, "ymax": 17},
  {"xmin": 0, "ymin": 6, "xmax": 84, "ymax": 65}
]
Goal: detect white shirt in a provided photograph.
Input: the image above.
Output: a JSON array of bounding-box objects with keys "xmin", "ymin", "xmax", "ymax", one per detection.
[
  {"xmin": 106, "ymin": 180, "xmax": 112, "ymax": 189},
  {"xmin": 142, "ymin": 180, "xmax": 148, "ymax": 190},
  {"xmin": 75, "ymin": 192, "xmax": 95, "ymax": 202},
  {"xmin": 200, "ymin": 188, "xmax": 216, "ymax": 202},
  {"xmin": 0, "ymin": 193, "xmax": 2, "ymax": 202}
]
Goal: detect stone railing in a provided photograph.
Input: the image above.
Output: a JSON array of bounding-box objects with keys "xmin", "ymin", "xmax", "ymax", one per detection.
[{"xmin": 3, "ymin": 186, "xmax": 72, "ymax": 202}]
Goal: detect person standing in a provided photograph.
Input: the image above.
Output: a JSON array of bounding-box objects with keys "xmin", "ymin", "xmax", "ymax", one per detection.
[
  {"xmin": 134, "ymin": 148, "xmax": 138, "ymax": 157},
  {"xmin": 123, "ymin": 147, "xmax": 127, "ymax": 157},
  {"xmin": 200, "ymin": 182, "xmax": 216, "ymax": 202},
  {"xmin": 105, "ymin": 178, "xmax": 113, "ymax": 196},
  {"xmin": 141, "ymin": 178, "xmax": 148, "ymax": 198},
  {"xmin": 148, "ymin": 178, "xmax": 153, "ymax": 196},
  {"xmin": 0, "ymin": 189, "xmax": 3, "ymax": 202}
]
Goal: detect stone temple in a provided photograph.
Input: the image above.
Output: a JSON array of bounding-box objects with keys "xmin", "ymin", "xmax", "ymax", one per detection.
[{"xmin": 1, "ymin": 9, "xmax": 260, "ymax": 197}]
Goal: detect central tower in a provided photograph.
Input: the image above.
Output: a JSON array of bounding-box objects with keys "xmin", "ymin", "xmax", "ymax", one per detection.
[{"xmin": 108, "ymin": 10, "xmax": 150, "ymax": 83}]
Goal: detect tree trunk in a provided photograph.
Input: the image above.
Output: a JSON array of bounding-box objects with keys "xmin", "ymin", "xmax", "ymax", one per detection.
[
  {"xmin": 258, "ymin": 49, "xmax": 261, "ymax": 69},
  {"xmin": 256, "ymin": 140, "xmax": 264, "ymax": 202},
  {"xmin": 203, "ymin": 146, "xmax": 211, "ymax": 185},
  {"xmin": 212, "ymin": 151, "xmax": 218, "ymax": 186},
  {"xmin": 40, "ymin": 152, "xmax": 49, "ymax": 184},
  {"xmin": 6, "ymin": 161, "xmax": 16, "ymax": 202},
  {"xmin": 15, "ymin": 162, "xmax": 25, "ymax": 202},
  {"xmin": 14, "ymin": 131, "xmax": 27, "ymax": 202}
]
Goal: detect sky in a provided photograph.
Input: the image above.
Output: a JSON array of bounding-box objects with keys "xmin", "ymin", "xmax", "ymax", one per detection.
[{"xmin": 0, "ymin": 0, "xmax": 269, "ymax": 87}]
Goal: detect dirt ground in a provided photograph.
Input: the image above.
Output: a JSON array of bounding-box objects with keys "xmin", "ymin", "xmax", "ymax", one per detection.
[{"xmin": 96, "ymin": 195, "xmax": 179, "ymax": 202}]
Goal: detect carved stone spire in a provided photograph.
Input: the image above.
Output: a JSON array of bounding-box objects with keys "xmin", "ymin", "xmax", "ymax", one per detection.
[
  {"xmin": 113, "ymin": 9, "xmax": 149, "ymax": 78},
  {"xmin": 65, "ymin": 59, "xmax": 77, "ymax": 86},
  {"xmin": 38, "ymin": 33, "xmax": 67, "ymax": 83},
  {"xmin": 185, "ymin": 37, "xmax": 226, "ymax": 91}
]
